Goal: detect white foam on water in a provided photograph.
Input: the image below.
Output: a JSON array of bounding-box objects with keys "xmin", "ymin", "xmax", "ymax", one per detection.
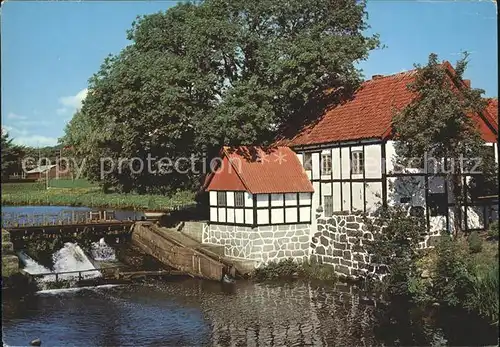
[
  {"xmin": 18, "ymin": 242, "xmax": 102, "ymax": 285},
  {"xmin": 17, "ymin": 251, "xmax": 51, "ymax": 275},
  {"xmin": 91, "ymin": 238, "xmax": 116, "ymax": 261},
  {"xmin": 36, "ymin": 284, "xmax": 120, "ymax": 295},
  {"xmin": 52, "ymin": 242, "xmax": 101, "ymax": 281}
]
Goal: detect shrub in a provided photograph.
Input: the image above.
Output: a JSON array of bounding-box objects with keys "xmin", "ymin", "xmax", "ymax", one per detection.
[
  {"xmin": 466, "ymin": 261, "xmax": 499, "ymax": 324},
  {"xmin": 432, "ymin": 235, "xmax": 473, "ymax": 307},
  {"xmin": 488, "ymin": 221, "xmax": 499, "ymax": 240},
  {"xmin": 365, "ymin": 206, "xmax": 429, "ymax": 302},
  {"xmin": 467, "ymin": 231, "xmax": 483, "ymax": 254},
  {"xmin": 251, "ymin": 258, "xmax": 337, "ymax": 282},
  {"xmin": 252, "ymin": 258, "xmax": 301, "ymax": 281},
  {"xmin": 301, "ymin": 259, "xmax": 337, "ymax": 281}
]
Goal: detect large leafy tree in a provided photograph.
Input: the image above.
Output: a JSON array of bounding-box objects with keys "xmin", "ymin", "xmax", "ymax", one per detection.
[
  {"xmin": 392, "ymin": 53, "xmax": 495, "ymax": 236},
  {"xmin": 1, "ymin": 130, "xmax": 25, "ymax": 180},
  {"xmin": 62, "ymin": 0, "xmax": 379, "ymax": 193}
]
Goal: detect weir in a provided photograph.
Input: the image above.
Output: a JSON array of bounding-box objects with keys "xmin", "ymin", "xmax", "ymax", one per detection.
[
  {"xmin": 8, "ymin": 219, "xmax": 245, "ymax": 284},
  {"xmin": 17, "ymin": 240, "xmax": 119, "ymax": 288}
]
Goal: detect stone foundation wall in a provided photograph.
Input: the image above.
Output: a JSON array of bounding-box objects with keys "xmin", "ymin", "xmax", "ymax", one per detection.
[
  {"xmin": 310, "ymin": 211, "xmax": 381, "ymax": 279},
  {"xmin": 310, "ymin": 208, "xmax": 441, "ymax": 279},
  {"xmin": 202, "ymin": 223, "xmax": 310, "ymax": 265},
  {"xmin": 2, "ymin": 230, "xmax": 19, "ymax": 278},
  {"xmin": 203, "ymin": 209, "xmax": 441, "ymax": 278}
]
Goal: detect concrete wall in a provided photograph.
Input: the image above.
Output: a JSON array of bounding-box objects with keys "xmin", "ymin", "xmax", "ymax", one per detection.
[
  {"xmin": 178, "ymin": 221, "xmax": 205, "ymax": 243},
  {"xmin": 202, "ymin": 223, "xmax": 310, "ymax": 265}
]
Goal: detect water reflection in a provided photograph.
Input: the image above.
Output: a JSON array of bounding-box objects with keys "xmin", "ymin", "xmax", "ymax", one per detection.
[{"xmin": 2, "ymin": 279, "xmax": 498, "ymax": 346}]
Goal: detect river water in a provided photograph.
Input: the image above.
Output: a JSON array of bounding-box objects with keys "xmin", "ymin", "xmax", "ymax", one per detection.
[
  {"xmin": 2, "ymin": 206, "xmax": 498, "ymax": 346},
  {"xmin": 2, "ymin": 278, "xmax": 498, "ymax": 347}
]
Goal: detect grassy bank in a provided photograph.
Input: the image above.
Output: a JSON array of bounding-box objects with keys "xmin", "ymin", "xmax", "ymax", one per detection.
[{"xmin": 1, "ymin": 181, "xmax": 196, "ymax": 211}]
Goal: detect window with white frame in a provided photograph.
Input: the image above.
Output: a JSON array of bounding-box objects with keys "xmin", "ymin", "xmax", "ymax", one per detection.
[
  {"xmin": 303, "ymin": 153, "xmax": 312, "ymax": 170},
  {"xmin": 351, "ymin": 150, "xmax": 364, "ymax": 174},
  {"xmin": 324, "ymin": 196, "xmax": 333, "ymax": 217},
  {"xmin": 217, "ymin": 191, "xmax": 227, "ymax": 206},
  {"xmin": 321, "ymin": 153, "xmax": 332, "ymax": 175},
  {"xmin": 234, "ymin": 191, "xmax": 245, "ymax": 207}
]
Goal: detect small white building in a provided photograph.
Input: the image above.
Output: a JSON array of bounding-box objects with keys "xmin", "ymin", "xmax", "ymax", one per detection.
[{"xmin": 202, "ymin": 146, "xmax": 314, "ymax": 264}]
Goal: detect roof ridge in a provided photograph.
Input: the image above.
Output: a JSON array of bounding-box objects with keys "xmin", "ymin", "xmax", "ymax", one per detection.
[{"xmin": 364, "ymin": 69, "xmax": 417, "ymax": 83}]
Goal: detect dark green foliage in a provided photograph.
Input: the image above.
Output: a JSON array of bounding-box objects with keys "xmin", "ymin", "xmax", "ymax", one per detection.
[
  {"xmin": 432, "ymin": 236, "xmax": 473, "ymax": 307},
  {"xmin": 432, "ymin": 236, "xmax": 499, "ymax": 324},
  {"xmin": 365, "ymin": 206, "xmax": 429, "ymax": 303},
  {"xmin": 1, "ymin": 131, "xmax": 25, "ymax": 180},
  {"xmin": 61, "ymin": 0, "xmax": 379, "ymax": 193},
  {"xmin": 488, "ymin": 221, "xmax": 498, "ymax": 240},
  {"xmin": 466, "ymin": 261, "xmax": 499, "ymax": 325},
  {"xmin": 467, "ymin": 231, "xmax": 483, "ymax": 254},
  {"xmin": 392, "ymin": 53, "xmax": 491, "ymax": 235},
  {"xmin": 251, "ymin": 258, "xmax": 337, "ymax": 282}
]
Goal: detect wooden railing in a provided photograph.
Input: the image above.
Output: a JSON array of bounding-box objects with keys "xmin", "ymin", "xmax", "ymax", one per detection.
[{"xmin": 1, "ymin": 210, "xmax": 125, "ymax": 228}]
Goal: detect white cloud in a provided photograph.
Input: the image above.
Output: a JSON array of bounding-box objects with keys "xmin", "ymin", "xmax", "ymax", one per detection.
[
  {"xmin": 6, "ymin": 112, "xmax": 27, "ymax": 120},
  {"xmin": 3, "ymin": 122, "xmax": 56, "ymax": 148},
  {"xmin": 56, "ymin": 108, "xmax": 68, "ymax": 115},
  {"xmin": 3, "ymin": 125, "xmax": 29, "ymax": 137},
  {"xmin": 58, "ymin": 88, "xmax": 88, "ymax": 111},
  {"xmin": 13, "ymin": 135, "xmax": 59, "ymax": 147}
]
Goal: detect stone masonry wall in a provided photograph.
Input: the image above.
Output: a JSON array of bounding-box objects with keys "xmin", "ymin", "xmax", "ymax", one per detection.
[
  {"xmin": 202, "ymin": 223, "xmax": 310, "ymax": 265},
  {"xmin": 310, "ymin": 209, "xmax": 382, "ymax": 279},
  {"xmin": 310, "ymin": 207, "xmax": 441, "ymax": 279}
]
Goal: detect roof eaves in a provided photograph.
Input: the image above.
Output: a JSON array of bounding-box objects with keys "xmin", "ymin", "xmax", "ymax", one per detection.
[{"xmin": 222, "ymin": 147, "xmax": 253, "ymax": 194}]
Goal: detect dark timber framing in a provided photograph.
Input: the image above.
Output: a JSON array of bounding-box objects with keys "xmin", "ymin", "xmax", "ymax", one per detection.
[
  {"xmin": 293, "ymin": 139, "xmax": 494, "ymax": 233},
  {"xmin": 210, "ymin": 191, "xmax": 313, "ymax": 227},
  {"xmin": 381, "ymin": 141, "xmax": 388, "ymax": 208}
]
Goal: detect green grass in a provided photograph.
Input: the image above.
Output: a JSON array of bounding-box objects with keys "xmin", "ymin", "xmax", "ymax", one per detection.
[
  {"xmin": 48, "ymin": 178, "xmax": 96, "ymax": 189},
  {"xmin": 1, "ymin": 182, "xmax": 196, "ymax": 211}
]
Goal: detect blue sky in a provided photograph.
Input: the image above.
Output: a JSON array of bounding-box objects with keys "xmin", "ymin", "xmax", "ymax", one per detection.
[{"xmin": 1, "ymin": 0, "xmax": 497, "ymax": 147}]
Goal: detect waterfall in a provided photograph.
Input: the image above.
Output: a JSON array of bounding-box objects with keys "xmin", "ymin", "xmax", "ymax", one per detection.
[
  {"xmin": 91, "ymin": 238, "xmax": 116, "ymax": 261},
  {"xmin": 17, "ymin": 251, "xmax": 51, "ymax": 275},
  {"xmin": 18, "ymin": 242, "xmax": 102, "ymax": 284},
  {"xmin": 52, "ymin": 242, "xmax": 101, "ymax": 281}
]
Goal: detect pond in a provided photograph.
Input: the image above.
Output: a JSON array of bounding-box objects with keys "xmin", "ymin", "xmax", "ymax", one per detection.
[
  {"xmin": 1, "ymin": 206, "xmax": 145, "ymax": 227},
  {"xmin": 2, "ymin": 279, "xmax": 498, "ymax": 346}
]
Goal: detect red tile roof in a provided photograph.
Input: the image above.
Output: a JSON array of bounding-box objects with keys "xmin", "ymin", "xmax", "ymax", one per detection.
[
  {"xmin": 485, "ymin": 98, "xmax": 498, "ymax": 128},
  {"xmin": 280, "ymin": 63, "xmax": 498, "ymax": 146},
  {"xmin": 204, "ymin": 146, "xmax": 314, "ymax": 194}
]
